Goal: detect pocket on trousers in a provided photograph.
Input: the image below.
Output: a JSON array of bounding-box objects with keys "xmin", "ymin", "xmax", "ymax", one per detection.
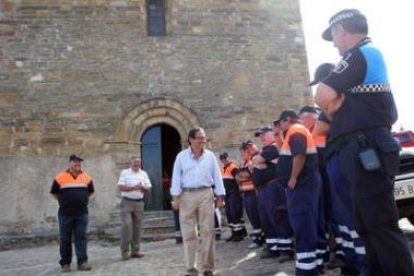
[
  {"xmin": 374, "ymin": 133, "xmax": 401, "ymax": 176},
  {"xmin": 356, "ymin": 192, "xmax": 399, "ymax": 231}
]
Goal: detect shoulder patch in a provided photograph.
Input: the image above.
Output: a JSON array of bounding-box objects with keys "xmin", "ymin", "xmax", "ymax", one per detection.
[{"xmin": 333, "ymin": 59, "xmax": 349, "ymax": 74}]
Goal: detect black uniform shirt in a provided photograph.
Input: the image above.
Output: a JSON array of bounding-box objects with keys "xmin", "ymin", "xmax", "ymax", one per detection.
[
  {"xmin": 322, "ymin": 38, "xmax": 398, "ymax": 141},
  {"xmin": 251, "ymin": 143, "xmax": 279, "ymax": 187}
]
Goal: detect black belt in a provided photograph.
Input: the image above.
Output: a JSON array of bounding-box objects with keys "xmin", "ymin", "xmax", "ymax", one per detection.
[
  {"xmin": 122, "ymin": 197, "xmax": 143, "ymax": 202},
  {"xmin": 331, "ymin": 126, "xmax": 390, "ymax": 151},
  {"xmin": 182, "ymin": 186, "xmax": 211, "ymax": 192}
]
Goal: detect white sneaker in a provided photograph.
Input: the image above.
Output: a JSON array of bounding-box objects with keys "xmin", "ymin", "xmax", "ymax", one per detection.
[{"xmin": 248, "ymin": 242, "xmax": 260, "ymax": 249}]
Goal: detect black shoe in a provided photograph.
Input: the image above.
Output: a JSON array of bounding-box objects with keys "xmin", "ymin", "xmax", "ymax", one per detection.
[
  {"xmin": 242, "ymin": 227, "xmax": 248, "ymax": 237},
  {"xmin": 232, "ymin": 232, "xmax": 245, "ymax": 242},
  {"xmin": 215, "ymin": 234, "xmax": 221, "ymax": 241},
  {"xmin": 340, "ymin": 266, "xmax": 361, "ymax": 276},
  {"xmin": 319, "ymin": 266, "xmax": 326, "ymax": 274},
  {"xmin": 275, "ymin": 253, "xmax": 294, "ymax": 263},
  {"xmin": 232, "ymin": 235, "xmax": 244, "ymax": 242},
  {"xmin": 326, "ymin": 258, "xmax": 344, "ymax": 269},
  {"xmin": 203, "ymin": 271, "xmax": 214, "ymax": 276},
  {"xmin": 295, "ymin": 273, "xmax": 319, "ymax": 276},
  {"xmin": 260, "ymin": 250, "xmax": 279, "ymax": 259}
]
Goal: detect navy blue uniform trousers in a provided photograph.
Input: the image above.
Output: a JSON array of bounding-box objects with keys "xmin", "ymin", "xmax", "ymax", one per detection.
[
  {"xmin": 337, "ymin": 129, "xmax": 414, "ymax": 276},
  {"xmin": 58, "ymin": 213, "xmax": 88, "ymax": 266},
  {"xmin": 242, "ymin": 190, "xmax": 262, "ymax": 243},
  {"xmin": 326, "ymin": 154, "xmax": 367, "ymax": 275},
  {"xmin": 286, "ymin": 171, "xmax": 325, "ymax": 276},
  {"xmin": 257, "ymin": 180, "xmax": 293, "ymax": 255},
  {"xmin": 225, "ymin": 191, "xmax": 244, "ymax": 233}
]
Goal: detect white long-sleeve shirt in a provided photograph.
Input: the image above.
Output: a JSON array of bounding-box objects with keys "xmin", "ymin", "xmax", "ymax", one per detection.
[{"xmin": 170, "ymin": 148, "xmax": 225, "ymax": 196}]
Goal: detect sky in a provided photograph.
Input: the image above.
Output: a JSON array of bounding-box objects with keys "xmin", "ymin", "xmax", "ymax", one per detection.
[{"xmin": 299, "ymin": 0, "xmax": 414, "ymax": 131}]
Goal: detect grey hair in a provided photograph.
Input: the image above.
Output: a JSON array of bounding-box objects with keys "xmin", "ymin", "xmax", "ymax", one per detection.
[{"xmin": 130, "ymin": 156, "xmax": 141, "ymax": 162}]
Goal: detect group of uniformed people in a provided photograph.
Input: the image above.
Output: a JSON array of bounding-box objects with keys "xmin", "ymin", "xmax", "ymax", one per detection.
[
  {"xmin": 219, "ymin": 105, "xmax": 329, "ymax": 276},
  {"xmin": 50, "ymin": 8, "xmax": 414, "ymax": 276},
  {"xmin": 216, "ymin": 8, "xmax": 414, "ymax": 276}
]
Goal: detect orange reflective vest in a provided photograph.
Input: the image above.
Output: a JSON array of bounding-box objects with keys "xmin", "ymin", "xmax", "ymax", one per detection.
[
  {"xmin": 54, "ymin": 170, "xmax": 93, "ymax": 189},
  {"xmin": 278, "ymin": 124, "xmax": 318, "ymax": 180},
  {"xmin": 51, "ymin": 170, "xmax": 94, "ymax": 216},
  {"xmin": 280, "ymin": 124, "xmax": 317, "ymax": 156},
  {"xmin": 311, "ymin": 125, "xmax": 327, "ymax": 148},
  {"xmin": 238, "ymin": 158, "xmax": 254, "ymax": 192},
  {"xmin": 221, "ymin": 162, "xmax": 239, "ymax": 193}
]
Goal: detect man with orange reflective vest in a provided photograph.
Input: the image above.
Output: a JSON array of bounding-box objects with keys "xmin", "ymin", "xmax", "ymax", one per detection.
[
  {"xmin": 219, "ymin": 152, "xmax": 246, "ymax": 242},
  {"xmin": 50, "ymin": 155, "xmax": 94, "ymax": 272},
  {"xmin": 235, "ymin": 141, "xmax": 263, "ymax": 249},
  {"xmin": 299, "ymin": 105, "xmax": 330, "ymax": 264},
  {"xmin": 276, "ymin": 110, "xmax": 325, "ymax": 276},
  {"xmin": 248, "ymin": 126, "xmax": 294, "ymax": 261}
]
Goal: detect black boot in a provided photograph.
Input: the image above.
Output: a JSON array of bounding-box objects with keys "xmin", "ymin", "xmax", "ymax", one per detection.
[
  {"xmin": 241, "ymin": 227, "xmax": 248, "ymax": 237},
  {"xmin": 232, "ymin": 230, "xmax": 245, "ymax": 242}
]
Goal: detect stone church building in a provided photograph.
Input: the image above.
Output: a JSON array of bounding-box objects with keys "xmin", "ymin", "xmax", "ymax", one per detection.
[{"xmin": 0, "ymin": 0, "xmax": 312, "ymax": 237}]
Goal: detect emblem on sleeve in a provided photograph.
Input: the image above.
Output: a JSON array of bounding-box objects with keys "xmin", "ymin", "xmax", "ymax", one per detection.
[{"xmin": 333, "ymin": 60, "xmax": 349, "ymax": 74}]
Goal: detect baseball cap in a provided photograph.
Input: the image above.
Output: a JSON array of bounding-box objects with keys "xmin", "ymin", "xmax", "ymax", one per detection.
[
  {"xmin": 219, "ymin": 152, "xmax": 229, "ymax": 159},
  {"xmin": 299, "ymin": 105, "xmax": 319, "ymax": 115},
  {"xmin": 308, "ymin": 63, "xmax": 335, "ymax": 86},
  {"xmin": 241, "ymin": 139, "xmax": 254, "ymax": 149},
  {"xmin": 322, "ymin": 9, "xmax": 368, "ymax": 41},
  {"xmin": 254, "ymin": 126, "xmax": 273, "ymax": 137},
  {"xmin": 69, "ymin": 154, "xmax": 84, "ymax": 162},
  {"xmin": 273, "ymin": 109, "xmax": 299, "ymax": 125}
]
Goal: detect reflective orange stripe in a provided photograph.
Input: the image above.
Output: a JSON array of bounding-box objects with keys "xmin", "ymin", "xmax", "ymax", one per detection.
[
  {"xmin": 238, "ymin": 159, "xmax": 254, "ymax": 192},
  {"xmin": 311, "ymin": 126, "xmax": 327, "ymax": 148},
  {"xmin": 239, "ymin": 180, "xmax": 254, "ymax": 192},
  {"xmin": 280, "ymin": 124, "xmax": 317, "ymax": 156},
  {"xmin": 55, "ymin": 171, "xmax": 92, "ymax": 188},
  {"xmin": 221, "ymin": 163, "xmax": 239, "ymax": 179}
]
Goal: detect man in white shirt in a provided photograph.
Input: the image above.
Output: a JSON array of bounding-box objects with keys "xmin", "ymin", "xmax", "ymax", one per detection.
[
  {"xmin": 170, "ymin": 127, "xmax": 225, "ymax": 276},
  {"xmin": 117, "ymin": 156, "xmax": 152, "ymax": 260}
]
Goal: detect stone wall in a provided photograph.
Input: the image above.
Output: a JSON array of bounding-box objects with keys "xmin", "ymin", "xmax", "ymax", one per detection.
[{"xmin": 0, "ymin": 0, "xmax": 312, "ymax": 236}]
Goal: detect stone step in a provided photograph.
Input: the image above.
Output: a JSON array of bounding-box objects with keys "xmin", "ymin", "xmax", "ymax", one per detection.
[{"xmin": 103, "ymin": 210, "xmax": 177, "ymax": 242}]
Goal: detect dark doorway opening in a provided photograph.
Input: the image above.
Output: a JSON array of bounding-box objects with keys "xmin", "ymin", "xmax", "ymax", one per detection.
[{"xmin": 141, "ymin": 124, "xmax": 181, "ymax": 211}]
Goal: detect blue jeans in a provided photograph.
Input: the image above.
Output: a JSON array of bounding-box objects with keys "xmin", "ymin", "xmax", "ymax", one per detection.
[{"xmin": 58, "ymin": 213, "xmax": 88, "ymax": 266}]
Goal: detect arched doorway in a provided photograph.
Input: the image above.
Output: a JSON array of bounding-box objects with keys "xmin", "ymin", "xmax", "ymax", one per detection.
[{"xmin": 141, "ymin": 124, "xmax": 182, "ymax": 211}]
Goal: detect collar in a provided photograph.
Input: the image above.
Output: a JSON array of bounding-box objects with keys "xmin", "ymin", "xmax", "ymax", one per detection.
[
  {"xmin": 356, "ymin": 37, "xmax": 371, "ymax": 48},
  {"xmin": 223, "ymin": 161, "xmax": 233, "ymax": 169},
  {"xmin": 130, "ymin": 168, "xmax": 141, "ymax": 173},
  {"xmin": 188, "ymin": 147, "xmax": 205, "ymax": 159},
  {"xmin": 66, "ymin": 169, "xmax": 82, "ymax": 179},
  {"xmin": 345, "ymin": 37, "xmax": 371, "ymax": 56}
]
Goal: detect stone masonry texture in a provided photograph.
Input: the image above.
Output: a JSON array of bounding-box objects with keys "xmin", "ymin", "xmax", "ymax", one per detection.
[{"xmin": 0, "ymin": 0, "xmax": 313, "ymax": 236}]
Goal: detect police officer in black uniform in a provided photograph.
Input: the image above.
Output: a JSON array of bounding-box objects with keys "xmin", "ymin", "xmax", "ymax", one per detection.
[{"xmin": 315, "ymin": 9, "xmax": 414, "ymax": 276}]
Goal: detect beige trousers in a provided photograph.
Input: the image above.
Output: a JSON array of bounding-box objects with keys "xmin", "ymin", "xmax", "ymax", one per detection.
[
  {"xmin": 179, "ymin": 189, "xmax": 215, "ymax": 274},
  {"xmin": 120, "ymin": 198, "xmax": 144, "ymax": 254}
]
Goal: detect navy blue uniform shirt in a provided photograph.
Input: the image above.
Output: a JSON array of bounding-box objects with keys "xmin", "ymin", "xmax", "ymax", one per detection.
[
  {"xmin": 252, "ymin": 143, "xmax": 278, "ymax": 187},
  {"xmin": 322, "ymin": 38, "xmax": 398, "ymax": 141}
]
